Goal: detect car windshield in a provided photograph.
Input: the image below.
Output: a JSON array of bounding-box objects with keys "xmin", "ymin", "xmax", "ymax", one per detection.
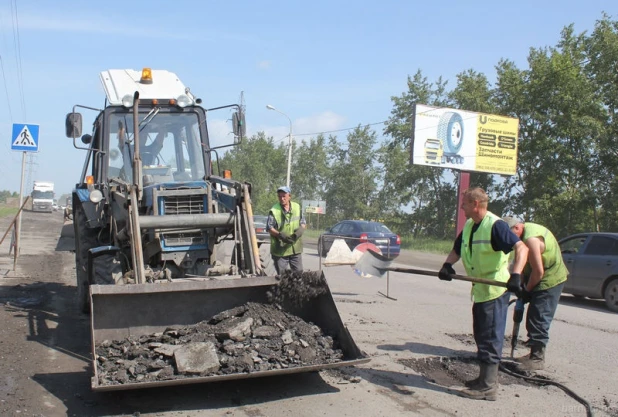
[
  {"xmin": 108, "ymin": 111, "xmax": 205, "ymax": 183},
  {"xmin": 32, "ymin": 190, "xmax": 54, "ymax": 199},
  {"xmin": 357, "ymin": 222, "xmax": 392, "ymax": 233},
  {"xmin": 253, "ymin": 215, "xmax": 268, "ymax": 226}
]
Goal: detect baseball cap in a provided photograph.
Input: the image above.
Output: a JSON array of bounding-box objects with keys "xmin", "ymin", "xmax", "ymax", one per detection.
[
  {"xmin": 502, "ymin": 216, "xmax": 522, "ymax": 228},
  {"xmin": 277, "ymin": 186, "xmax": 291, "ymax": 194}
]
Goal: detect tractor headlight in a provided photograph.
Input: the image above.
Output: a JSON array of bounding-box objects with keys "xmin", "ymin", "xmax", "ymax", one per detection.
[
  {"xmin": 89, "ymin": 189, "xmax": 103, "ymax": 204},
  {"xmin": 176, "ymin": 94, "xmax": 192, "ymax": 108},
  {"xmin": 122, "ymin": 94, "xmax": 134, "ymax": 108}
]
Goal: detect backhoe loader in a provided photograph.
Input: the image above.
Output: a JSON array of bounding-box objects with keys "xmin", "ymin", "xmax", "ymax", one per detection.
[{"xmin": 65, "ymin": 68, "xmax": 367, "ymax": 391}]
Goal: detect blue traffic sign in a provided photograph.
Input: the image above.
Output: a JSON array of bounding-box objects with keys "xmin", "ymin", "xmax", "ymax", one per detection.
[{"xmin": 11, "ymin": 123, "xmax": 39, "ymax": 152}]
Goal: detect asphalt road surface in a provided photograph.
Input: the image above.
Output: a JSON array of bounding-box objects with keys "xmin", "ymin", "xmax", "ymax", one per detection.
[{"xmin": 0, "ymin": 211, "xmax": 616, "ymax": 417}]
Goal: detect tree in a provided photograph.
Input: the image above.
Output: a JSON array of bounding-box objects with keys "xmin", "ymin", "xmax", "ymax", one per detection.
[
  {"xmin": 216, "ymin": 132, "xmax": 286, "ymax": 215},
  {"xmin": 289, "ymin": 134, "xmax": 329, "ymax": 203},
  {"xmin": 323, "ymin": 127, "xmax": 380, "ymax": 223},
  {"xmin": 383, "ymin": 70, "xmax": 458, "ymax": 239}
]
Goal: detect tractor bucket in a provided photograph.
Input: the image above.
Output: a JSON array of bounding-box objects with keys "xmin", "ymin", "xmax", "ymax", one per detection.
[{"xmin": 89, "ymin": 273, "xmax": 369, "ymax": 391}]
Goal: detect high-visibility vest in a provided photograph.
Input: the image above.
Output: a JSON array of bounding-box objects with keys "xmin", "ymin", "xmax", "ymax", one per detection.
[
  {"xmin": 461, "ymin": 212, "xmax": 509, "ymax": 303},
  {"xmin": 522, "ymin": 222, "xmax": 568, "ymax": 291},
  {"xmin": 269, "ymin": 202, "xmax": 303, "ymax": 256}
]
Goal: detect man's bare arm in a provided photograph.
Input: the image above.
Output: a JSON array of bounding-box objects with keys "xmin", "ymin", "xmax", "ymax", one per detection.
[
  {"xmin": 511, "ymin": 240, "xmax": 529, "ymax": 275},
  {"xmin": 525, "ymin": 237, "xmax": 545, "ymax": 290}
]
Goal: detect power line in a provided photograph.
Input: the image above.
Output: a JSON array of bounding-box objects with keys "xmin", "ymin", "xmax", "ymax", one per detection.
[
  {"xmin": 10, "ymin": 0, "xmax": 26, "ymax": 121},
  {"xmin": 0, "ymin": 54, "xmax": 13, "ymax": 121},
  {"xmin": 294, "ymin": 120, "xmax": 388, "ymax": 137}
]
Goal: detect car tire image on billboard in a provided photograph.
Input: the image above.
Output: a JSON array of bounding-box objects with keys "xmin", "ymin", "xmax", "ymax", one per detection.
[
  {"xmin": 412, "ymin": 104, "xmax": 519, "ymax": 175},
  {"xmin": 437, "ymin": 112, "xmax": 464, "ymax": 154}
]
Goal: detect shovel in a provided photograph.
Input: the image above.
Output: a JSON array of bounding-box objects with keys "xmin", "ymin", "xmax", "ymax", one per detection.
[{"xmin": 353, "ymin": 249, "xmax": 508, "ymax": 288}]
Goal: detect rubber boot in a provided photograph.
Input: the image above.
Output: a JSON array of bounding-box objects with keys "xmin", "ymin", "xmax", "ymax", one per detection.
[
  {"xmin": 458, "ymin": 363, "xmax": 498, "ymax": 401},
  {"xmin": 464, "ymin": 377, "xmax": 480, "ymax": 388},
  {"xmin": 518, "ymin": 345, "xmax": 545, "ymax": 371}
]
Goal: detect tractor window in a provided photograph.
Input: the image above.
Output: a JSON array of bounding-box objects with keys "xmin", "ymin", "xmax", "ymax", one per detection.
[{"xmin": 108, "ymin": 111, "xmax": 205, "ymax": 183}]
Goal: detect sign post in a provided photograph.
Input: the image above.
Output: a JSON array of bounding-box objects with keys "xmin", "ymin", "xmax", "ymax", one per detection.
[{"xmin": 11, "ymin": 123, "xmax": 40, "ymax": 267}]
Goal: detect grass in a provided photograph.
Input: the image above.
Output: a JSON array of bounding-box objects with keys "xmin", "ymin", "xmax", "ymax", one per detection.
[
  {"xmin": 0, "ymin": 207, "xmax": 19, "ymax": 218},
  {"xmin": 400, "ymin": 235, "xmax": 452, "ymax": 255}
]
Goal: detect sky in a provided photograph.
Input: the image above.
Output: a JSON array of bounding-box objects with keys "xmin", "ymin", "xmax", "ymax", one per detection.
[{"xmin": 0, "ymin": 0, "xmax": 614, "ymax": 197}]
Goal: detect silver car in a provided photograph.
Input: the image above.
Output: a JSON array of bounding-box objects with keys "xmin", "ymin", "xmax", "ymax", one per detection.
[{"xmin": 560, "ymin": 232, "xmax": 618, "ymax": 312}]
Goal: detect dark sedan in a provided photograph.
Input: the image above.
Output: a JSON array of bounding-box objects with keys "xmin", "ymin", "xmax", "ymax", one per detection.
[
  {"xmin": 253, "ymin": 215, "xmax": 270, "ymax": 242},
  {"xmin": 318, "ymin": 220, "xmax": 400, "ymax": 259},
  {"xmin": 559, "ymin": 232, "xmax": 618, "ymax": 312}
]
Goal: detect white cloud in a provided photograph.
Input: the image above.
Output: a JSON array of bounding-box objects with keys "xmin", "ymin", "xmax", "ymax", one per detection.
[
  {"xmin": 5, "ymin": 11, "xmax": 190, "ymax": 40},
  {"xmin": 294, "ymin": 111, "xmax": 346, "ymax": 137},
  {"xmin": 4, "ymin": 9, "xmax": 257, "ymax": 43},
  {"xmin": 257, "ymin": 60, "xmax": 271, "ymax": 70},
  {"xmin": 257, "ymin": 111, "xmax": 347, "ymax": 145},
  {"xmin": 206, "ymin": 118, "xmax": 237, "ymax": 149}
]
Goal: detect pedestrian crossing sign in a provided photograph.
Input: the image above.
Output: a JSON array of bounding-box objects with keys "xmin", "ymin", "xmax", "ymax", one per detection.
[{"xmin": 11, "ymin": 123, "xmax": 40, "ymax": 152}]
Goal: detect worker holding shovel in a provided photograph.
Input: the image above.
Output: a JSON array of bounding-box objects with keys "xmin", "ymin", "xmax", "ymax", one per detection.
[{"xmin": 438, "ymin": 187, "xmax": 528, "ymax": 401}]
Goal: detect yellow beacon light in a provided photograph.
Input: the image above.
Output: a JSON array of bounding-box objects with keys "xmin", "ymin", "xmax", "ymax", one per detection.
[{"xmin": 140, "ymin": 68, "xmax": 153, "ymax": 84}]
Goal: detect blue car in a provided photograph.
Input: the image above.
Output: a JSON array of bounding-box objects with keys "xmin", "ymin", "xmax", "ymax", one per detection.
[{"xmin": 318, "ymin": 220, "xmax": 400, "ymax": 259}]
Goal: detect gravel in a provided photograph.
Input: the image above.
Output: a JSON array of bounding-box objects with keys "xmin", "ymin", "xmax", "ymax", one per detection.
[{"xmin": 95, "ymin": 271, "xmax": 342, "ymax": 386}]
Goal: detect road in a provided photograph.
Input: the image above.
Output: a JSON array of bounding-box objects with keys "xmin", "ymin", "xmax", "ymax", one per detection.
[{"xmin": 0, "ymin": 211, "xmax": 616, "ymax": 417}]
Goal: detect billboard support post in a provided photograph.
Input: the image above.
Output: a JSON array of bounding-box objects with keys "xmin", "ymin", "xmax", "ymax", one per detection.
[{"xmin": 456, "ymin": 171, "xmax": 471, "ymax": 237}]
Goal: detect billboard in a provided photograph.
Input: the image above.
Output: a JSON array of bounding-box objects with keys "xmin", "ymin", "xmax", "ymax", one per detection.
[
  {"xmin": 302, "ymin": 200, "xmax": 326, "ymax": 214},
  {"xmin": 411, "ymin": 104, "xmax": 519, "ymax": 175}
]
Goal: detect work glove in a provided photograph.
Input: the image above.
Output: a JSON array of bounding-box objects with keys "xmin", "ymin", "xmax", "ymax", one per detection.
[
  {"xmin": 278, "ymin": 232, "xmax": 295, "ymax": 244},
  {"xmin": 507, "ymin": 273, "xmax": 522, "ymax": 296},
  {"xmin": 438, "ymin": 262, "xmax": 455, "ymax": 281},
  {"xmin": 292, "ymin": 226, "xmax": 305, "ymax": 241},
  {"xmin": 520, "ymin": 287, "xmax": 532, "ymax": 304}
]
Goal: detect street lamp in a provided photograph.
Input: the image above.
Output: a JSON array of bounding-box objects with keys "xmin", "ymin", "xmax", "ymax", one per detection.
[{"xmin": 266, "ymin": 104, "xmax": 293, "ymax": 188}]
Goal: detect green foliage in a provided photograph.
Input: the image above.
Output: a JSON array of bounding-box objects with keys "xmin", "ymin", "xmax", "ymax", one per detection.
[
  {"xmin": 322, "ymin": 126, "xmax": 380, "ymax": 223},
  {"xmin": 0, "ymin": 190, "xmax": 18, "ymax": 203}
]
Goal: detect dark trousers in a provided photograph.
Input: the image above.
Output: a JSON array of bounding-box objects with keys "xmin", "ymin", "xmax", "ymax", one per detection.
[
  {"xmin": 273, "ymin": 254, "xmax": 303, "ymax": 274},
  {"xmin": 472, "ymin": 291, "xmax": 510, "ymax": 364},
  {"xmin": 526, "ymin": 282, "xmax": 564, "ymax": 347}
]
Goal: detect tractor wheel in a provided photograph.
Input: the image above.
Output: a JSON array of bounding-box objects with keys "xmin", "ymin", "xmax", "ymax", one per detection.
[
  {"xmin": 73, "ymin": 206, "xmax": 100, "ymax": 314},
  {"xmin": 259, "ymin": 243, "xmax": 278, "ymax": 276}
]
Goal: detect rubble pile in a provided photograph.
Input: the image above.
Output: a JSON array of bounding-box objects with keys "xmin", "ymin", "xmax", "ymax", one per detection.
[
  {"xmin": 95, "ymin": 300, "xmax": 343, "ymax": 386},
  {"xmin": 268, "ymin": 270, "xmax": 329, "ymax": 306}
]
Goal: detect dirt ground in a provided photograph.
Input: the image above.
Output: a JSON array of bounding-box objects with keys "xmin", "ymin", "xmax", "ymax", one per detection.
[{"xmin": 0, "ymin": 210, "xmax": 617, "ymax": 417}]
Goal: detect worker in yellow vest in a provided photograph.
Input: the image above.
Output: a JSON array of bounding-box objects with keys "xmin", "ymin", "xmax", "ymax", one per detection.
[
  {"xmin": 439, "ymin": 187, "xmax": 528, "ymax": 401},
  {"xmin": 266, "ymin": 186, "xmax": 306, "ymax": 274},
  {"xmin": 502, "ymin": 216, "xmax": 568, "ymax": 371}
]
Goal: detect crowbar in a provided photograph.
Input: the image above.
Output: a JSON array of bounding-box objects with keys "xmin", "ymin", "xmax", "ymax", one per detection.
[{"xmin": 353, "ymin": 249, "xmax": 508, "ymax": 288}]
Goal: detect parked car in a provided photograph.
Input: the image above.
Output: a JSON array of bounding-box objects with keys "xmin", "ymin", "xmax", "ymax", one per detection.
[
  {"xmin": 253, "ymin": 215, "xmax": 270, "ymax": 242},
  {"xmin": 559, "ymin": 232, "xmax": 618, "ymax": 312},
  {"xmin": 318, "ymin": 220, "xmax": 400, "ymax": 259}
]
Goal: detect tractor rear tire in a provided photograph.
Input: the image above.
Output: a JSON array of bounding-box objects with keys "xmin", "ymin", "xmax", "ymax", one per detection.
[{"xmin": 259, "ymin": 244, "xmax": 278, "ymax": 276}]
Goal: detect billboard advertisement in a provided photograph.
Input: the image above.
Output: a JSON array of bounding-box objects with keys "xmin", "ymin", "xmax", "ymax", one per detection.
[
  {"xmin": 302, "ymin": 200, "xmax": 326, "ymax": 214},
  {"xmin": 411, "ymin": 104, "xmax": 519, "ymax": 175}
]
